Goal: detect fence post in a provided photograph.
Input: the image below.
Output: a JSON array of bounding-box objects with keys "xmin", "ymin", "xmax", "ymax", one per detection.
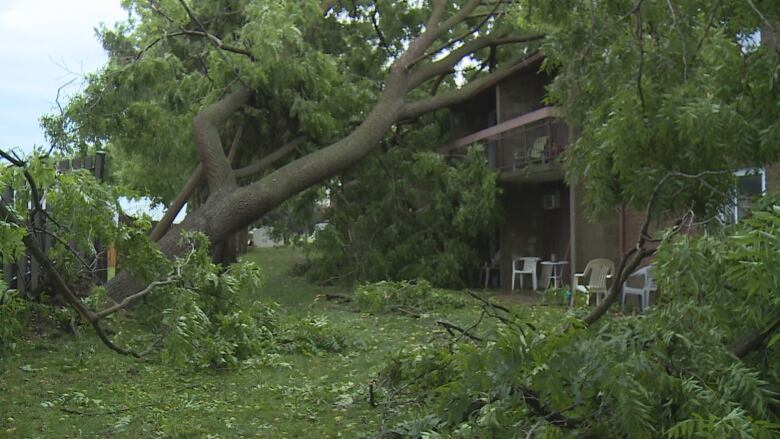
[
  {"xmin": 94, "ymin": 151, "xmax": 106, "ymax": 181},
  {"xmin": 94, "ymin": 151, "xmax": 108, "ymax": 283}
]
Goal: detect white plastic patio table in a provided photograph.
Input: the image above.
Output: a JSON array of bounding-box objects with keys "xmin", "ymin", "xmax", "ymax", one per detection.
[{"xmin": 541, "ymin": 261, "xmax": 568, "ymax": 289}]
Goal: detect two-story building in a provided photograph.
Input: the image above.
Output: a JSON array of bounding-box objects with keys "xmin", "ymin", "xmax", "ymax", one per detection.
[{"xmin": 443, "ymin": 57, "xmax": 780, "ymax": 291}]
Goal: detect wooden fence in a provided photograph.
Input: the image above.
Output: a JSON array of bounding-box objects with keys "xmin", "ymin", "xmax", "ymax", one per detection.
[{"xmin": 1, "ymin": 153, "xmax": 108, "ymax": 297}]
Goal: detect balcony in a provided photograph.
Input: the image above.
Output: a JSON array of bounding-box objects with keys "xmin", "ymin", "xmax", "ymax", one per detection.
[{"xmin": 442, "ymin": 107, "xmax": 569, "ymax": 182}]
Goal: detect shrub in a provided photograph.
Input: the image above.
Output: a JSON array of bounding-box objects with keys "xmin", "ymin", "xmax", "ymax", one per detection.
[
  {"xmin": 301, "ymin": 146, "xmax": 501, "ymax": 288},
  {"xmin": 0, "ymin": 285, "xmax": 28, "ymax": 351}
]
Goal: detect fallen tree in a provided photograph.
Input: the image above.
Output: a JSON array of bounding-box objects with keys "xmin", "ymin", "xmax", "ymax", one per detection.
[{"xmin": 45, "ymin": 0, "xmax": 544, "ymax": 300}]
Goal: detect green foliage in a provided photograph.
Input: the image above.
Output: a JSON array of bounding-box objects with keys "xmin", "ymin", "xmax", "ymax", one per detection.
[
  {"xmin": 277, "ymin": 315, "xmax": 350, "ymax": 355},
  {"xmin": 44, "ymin": 1, "xmax": 510, "ymax": 286},
  {"xmin": 160, "ymin": 283, "xmax": 278, "ymax": 370},
  {"xmin": 47, "ymin": 0, "xmax": 438, "ymax": 202},
  {"xmin": 0, "ymin": 150, "xmax": 173, "ymax": 343},
  {"xmin": 353, "ymin": 280, "xmax": 467, "ymax": 314},
  {"xmin": 0, "ymin": 286, "xmax": 28, "ymax": 351},
  {"xmin": 373, "ymin": 195, "xmax": 780, "ymax": 438},
  {"xmin": 655, "ymin": 194, "xmax": 780, "ymax": 335},
  {"xmin": 142, "ymin": 235, "xmax": 269, "ymax": 369},
  {"xmin": 392, "ymin": 415, "xmax": 446, "ymax": 438},
  {"xmin": 0, "ymin": 247, "xmax": 435, "ymax": 438},
  {"xmin": 151, "ymin": 234, "xmax": 352, "ymax": 368},
  {"xmin": 378, "ymin": 300, "xmax": 780, "ymax": 438},
  {"xmin": 0, "ymin": 151, "xmax": 155, "ymax": 279},
  {"xmin": 378, "ymin": 344, "xmax": 459, "ymax": 398},
  {"xmin": 542, "ymin": 286, "xmax": 570, "ymax": 306},
  {"xmin": 533, "ymin": 0, "xmax": 780, "ymax": 218},
  {"xmin": 305, "ymin": 145, "xmax": 501, "ymax": 288},
  {"xmin": 0, "ymin": 151, "xmax": 350, "ymax": 369}
]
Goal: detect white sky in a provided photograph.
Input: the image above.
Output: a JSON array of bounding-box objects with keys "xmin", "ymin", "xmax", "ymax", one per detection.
[
  {"xmin": 0, "ymin": 0, "xmax": 128, "ymax": 150},
  {"xmin": 0, "ymin": 0, "xmax": 178, "ymax": 220}
]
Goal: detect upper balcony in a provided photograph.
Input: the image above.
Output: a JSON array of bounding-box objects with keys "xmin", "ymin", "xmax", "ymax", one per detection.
[{"xmin": 442, "ymin": 106, "xmax": 570, "ymax": 183}]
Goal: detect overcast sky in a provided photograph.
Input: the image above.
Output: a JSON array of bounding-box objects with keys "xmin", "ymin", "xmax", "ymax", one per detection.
[
  {"xmin": 0, "ymin": 0, "xmax": 127, "ymax": 151},
  {"xmin": 0, "ymin": 1, "xmax": 179, "ymax": 219}
]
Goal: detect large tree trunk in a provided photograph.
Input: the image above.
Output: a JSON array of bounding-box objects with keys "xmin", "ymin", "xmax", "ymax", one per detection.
[{"xmin": 107, "ymin": 3, "xmax": 544, "ymax": 301}]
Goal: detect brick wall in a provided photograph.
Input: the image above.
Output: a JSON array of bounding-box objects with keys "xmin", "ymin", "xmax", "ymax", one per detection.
[{"xmin": 622, "ymin": 208, "xmax": 645, "ymax": 255}]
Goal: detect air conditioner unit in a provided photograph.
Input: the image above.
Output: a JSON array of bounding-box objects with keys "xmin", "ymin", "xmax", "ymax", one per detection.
[{"xmin": 543, "ymin": 192, "xmax": 561, "ymax": 210}]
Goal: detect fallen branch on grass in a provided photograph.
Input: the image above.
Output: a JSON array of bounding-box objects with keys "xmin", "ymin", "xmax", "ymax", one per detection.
[{"xmin": 436, "ymin": 319, "xmax": 483, "ymax": 342}]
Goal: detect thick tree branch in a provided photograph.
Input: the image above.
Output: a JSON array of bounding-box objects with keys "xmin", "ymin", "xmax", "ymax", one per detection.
[
  {"xmin": 213, "ymin": 90, "xmax": 407, "ymax": 238},
  {"xmin": 437, "ymin": 0, "xmax": 485, "ymax": 38},
  {"xmin": 403, "ymin": 50, "xmax": 543, "ymax": 119},
  {"xmin": 427, "ymin": 0, "xmax": 449, "ymax": 29},
  {"xmin": 150, "ymin": 124, "xmax": 244, "ymax": 242},
  {"xmin": 730, "ymin": 312, "xmax": 780, "ymax": 358},
  {"xmin": 109, "ymin": 2, "xmax": 545, "ymax": 301},
  {"xmin": 402, "ymin": 0, "xmax": 484, "ymax": 63},
  {"xmin": 192, "ymin": 87, "xmax": 251, "ymax": 190},
  {"xmin": 233, "ymin": 136, "xmax": 306, "ymax": 180},
  {"xmin": 408, "ymin": 0, "xmax": 514, "ymax": 69}
]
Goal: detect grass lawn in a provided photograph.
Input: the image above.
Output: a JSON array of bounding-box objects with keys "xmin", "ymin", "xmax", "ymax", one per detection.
[{"xmin": 0, "ymin": 247, "xmax": 556, "ymax": 438}]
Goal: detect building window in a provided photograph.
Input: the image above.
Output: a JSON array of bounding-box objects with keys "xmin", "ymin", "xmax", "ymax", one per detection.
[{"xmin": 725, "ymin": 168, "xmax": 766, "ymax": 223}]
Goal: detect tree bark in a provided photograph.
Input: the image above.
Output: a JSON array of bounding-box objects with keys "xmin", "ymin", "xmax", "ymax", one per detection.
[{"xmin": 730, "ymin": 313, "xmax": 780, "ymax": 358}]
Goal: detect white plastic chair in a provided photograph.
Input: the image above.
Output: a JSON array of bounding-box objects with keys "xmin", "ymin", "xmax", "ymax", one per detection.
[
  {"xmin": 528, "ymin": 135, "xmax": 548, "ymax": 163},
  {"xmin": 511, "ymin": 257, "xmax": 540, "ymax": 291},
  {"xmin": 621, "ymin": 266, "xmax": 657, "ymax": 313},
  {"xmin": 574, "ymin": 258, "xmax": 615, "ymax": 305}
]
